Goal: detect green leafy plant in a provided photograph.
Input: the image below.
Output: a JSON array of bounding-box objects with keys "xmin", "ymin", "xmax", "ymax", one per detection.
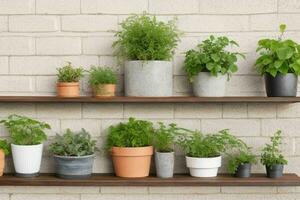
[
  {"xmin": 261, "ymin": 130, "xmax": 288, "ymax": 167},
  {"xmin": 177, "ymin": 129, "xmax": 245, "ymax": 158},
  {"xmin": 227, "ymin": 148, "xmax": 256, "ymax": 175},
  {"xmin": 57, "ymin": 62, "xmax": 84, "ymax": 82},
  {"xmin": 89, "ymin": 66, "xmax": 117, "ymax": 86},
  {"xmin": 49, "ymin": 129, "xmax": 97, "ymax": 156},
  {"xmin": 105, "ymin": 118, "xmax": 154, "ymax": 150},
  {"xmin": 0, "ymin": 115, "xmax": 50, "ymax": 145},
  {"xmin": 0, "ymin": 140, "xmax": 10, "ymax": 155},
  {"xmin": 113, "ymin": 14, "xmax": 180, "ymax": 62},
  {"xmin": 255, "ymin": 24, "xmax": 300, "ymax": 77},
  {"xmin": 184, "ymin": 35, "xmax": 245, "ymax": 81}
]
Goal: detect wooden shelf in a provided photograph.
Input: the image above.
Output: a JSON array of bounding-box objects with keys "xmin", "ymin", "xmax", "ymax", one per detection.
[
  {"xmin": 0, "ymin": 174, "xmax": 299, "ymax": 186},
  {"xmin": 0, "ymin": 96, "xmax": 299, "ymax": 103}
]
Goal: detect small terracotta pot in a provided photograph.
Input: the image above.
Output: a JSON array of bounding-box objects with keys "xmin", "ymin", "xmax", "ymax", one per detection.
[
  {"xmin": 0, "ymin": 150, "xmax": 5, "ymax": 176},
  {"xmin": 56, "ymin": 82, "xmax": 80, "ymax": 97},
  {"xmin": 93, "ymin": 84, "xmax": 116, "ymax": 97},
  {"xmin": 111, "ymin": 146, "xmax": 153, "ymax": 178}
]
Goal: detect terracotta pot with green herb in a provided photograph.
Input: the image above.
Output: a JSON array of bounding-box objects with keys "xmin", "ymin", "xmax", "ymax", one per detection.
[
  {"xmin": 106, "ymin": 118, "xmax": 154, "ymax": 178},
  {"xmin": 256, "ymin": 24, "xmax": 300, "ymax": 97},
  {"xmin": 0, "ymin": 115, "xmax": 50, "ymax": 177},
  {"xmin": 49, "ymin": 129, "xmax": 97, "ymax": 179},
  {"xmin": 261, "ymin": 130, "xmax": 287, "ymax": 178},
  {"xmin": 56, "ymin": 62, "xmax": 84, "ymax": 97},
  {"xmin": 0, "ymin": 140, "xmax": 10, "ymax": 176},
  {"xmin": 89, "ymin": 66, "xmax": 117, "ymax": 97}
]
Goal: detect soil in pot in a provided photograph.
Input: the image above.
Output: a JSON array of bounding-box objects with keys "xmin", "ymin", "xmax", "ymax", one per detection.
[
  {"xmin": 234, "ymin": 163, "xmax": 251, "ymax": 178},
  {"xmin": 111, "ymin": 146, "xmax": 153, "ymax": 178},
  {"xmin": 0, "ymin": 150, "xmax": 5, "ymax": 176},
  {"xmin": 57, "ymin": 82, "xmax": 80, "ymax": 97},
  {"xmin": 93, "ymin": 84, "xmax": 116, "ymax": 97},
  {"xmin": 266, "ymin": 164, "xmax": 284, "ymax": 178},
  {"xmin": 53, "ymin": 154, "xmax": 95, "ymax": 179},
  {"xmin": 193, "ymin": 72, "xmax": 227, "ymax": 97},
  {"xmin": 186, "ymin": 156, "xmax": 221, "ymax": 177},
  {"xmin": 265, "ymin": 73, "xmax": 298, "ymax": 97},
  {"xmin": 155, "ymin": 151, "xmax": 174, "ymax": 178}
]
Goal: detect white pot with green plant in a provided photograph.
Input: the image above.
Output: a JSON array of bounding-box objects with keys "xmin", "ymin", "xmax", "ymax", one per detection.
[
  {"xmin": 0, "ymin": 115, "xmax": 50, "ymax": 177},
  {"xmin": 113, "ymin": 14, "xmax": 180, "ymax": 97},
  {"xmin": 178, "ymin": 129, "xmax": 242, "ymax": 177},
  {"xmin": 49, "ymin": 129, "xmax": 97, "ymax": 179},
  {"xmin": 89, "ymin": 66, "xmax": 117, "ymax": 97},
  {"xmin": 261, "ymin": 130, "xmax": 288, "ymax": 178},
  {"xmin": 56, "ymin": 62, "xmax": 84, "ymax": 97},
  {"xmin": 184, "ymin": 36, "xmax": 244, "ymax": 97}
]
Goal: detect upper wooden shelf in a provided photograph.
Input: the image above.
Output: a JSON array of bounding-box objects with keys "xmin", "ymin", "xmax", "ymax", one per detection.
[
  {"xmin": 0, "ymin": 173, "xmax": 299, "ymax": 186},
  {"xmin": 0, "ymin": 96, "xmax": 299, "ymax": 103}
]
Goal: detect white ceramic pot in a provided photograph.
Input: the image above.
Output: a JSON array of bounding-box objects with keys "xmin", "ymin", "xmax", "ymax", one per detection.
[
  {"xmin": 11, "ymin": 143, "xmax": 43, "ymax": 177},
  {"xmin": 193, "ymin": 72, "xmax": 227, "ymax": 97},
  {"xmin": 124, "ymin": 61, "xmax": 173, "ymax": 97},
  {"xmin": 186, "ymin": 156, "xmax": 221, "ymax": 177}
]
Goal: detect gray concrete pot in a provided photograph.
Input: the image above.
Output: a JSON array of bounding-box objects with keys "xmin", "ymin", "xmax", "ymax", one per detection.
[
  {"xmin": 155, "ymin": 151, "xmax": 174, "ymax": 178},
  {"xmin": 234, "ymin": 163, "xmax": 251, "ymax": 178},
  {"xmin": 193, "ymin": 72, "xmax": 227, "ymax": 97},
  {"xmin": 265, "ymin": 73, "xmax": 298, "ymax": 97},
  {"xmin": 53, "ymin": 154, "xmax": 94, "ymax": 179},
  {"xmin": 124, "ymin": 61, "xmax": 173, "ymax": 97},
  {"xmin": 266, "ymin": 164, "xmax": 284, "ymax": 178}
]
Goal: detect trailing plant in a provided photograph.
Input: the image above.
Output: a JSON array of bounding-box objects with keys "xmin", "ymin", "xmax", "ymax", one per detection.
[
  {"xmin": 227, "ymin": 148, "xmax": 256, "ymax": 175},
  {"xmin": 0, "ymin": 115, "xmax": 50, "ymax": 145},
  {"xmin": 177, "ymin": 129, "xmax": 245, "ymax": 158},
  {"xmin": 49, "ymin": 129, "xmax": 97, "ymax": 156},
  {"xmin": 184, "ymin": 35, "xmax": 245, "ymax": 81},
  {"xmin": 89, "ymin": 66, "xmax": 117, "ymax": 86},
  {"xmin": 261, "ymin": 130, "xmax": 288, "ymax": 167},
  {"xmin": 153, "ymin": 122, "xmax": 180, "ymax": 152},
  {"xmin": 105, "ymin": 118, "xmax": 154, "ymax": 150},
  {"xmin": 0, "ymin": 139, "xmax": 10, "ymax": 155},
  {"xmin": 57, "ymin": 62, "xmax": 84, "ymax": 82},
  {"xmin": 255, "ymin": 24, "xmax": 300, "ymax": 77},
  {"xmin": 113, "ymin": 14, "xmax": 180, "ymax": 62}
]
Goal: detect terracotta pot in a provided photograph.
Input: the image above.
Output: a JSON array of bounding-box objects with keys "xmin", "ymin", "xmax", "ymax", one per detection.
[
  {"xmin": 93, "ymin": 84, "xmax": 116, "ymax": 97},
  {"xmin": 56, "ymin": 82, "xmax": 80, "ymax": 97},
  {"xmin": 111, "ymin": 146, "xmax": 153, "ymax": 178},
  {"xmin": 0, "ymin": 150, "xmax": 5, "ymax": 176}
]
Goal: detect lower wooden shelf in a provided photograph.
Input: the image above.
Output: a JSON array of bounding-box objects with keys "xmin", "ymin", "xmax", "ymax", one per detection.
[{"xmin": 0, "ymin": 173, "xmax": 299, "ymax": 186}]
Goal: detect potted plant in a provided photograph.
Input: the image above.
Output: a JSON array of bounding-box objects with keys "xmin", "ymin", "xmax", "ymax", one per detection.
[
  {"xmin": 113, "ymin": 14, "xmax": 180, "ymax": 97},
  {"xmin": 255, "ymin": 24, "xmax": 300, "ymax": 97},
  {"xmin": 228, "ymin": 147, "xmax": 256, "ymax": 178},
  {"xmin": 56, "ymin": 62, "xmax": 84, "ymax": 97},
  {"xmin": 89, "ymin": 66, "xmax": 117, "ymax": 97},
  {"xmin": 49, "ymin": 129, "xmax": 97, "ymax": 179},
  {"xmin": 0, "ymin": 140, "xmax": 10, "ymax": 176},
  {"xmin": 106, "ymin": 117, "xmax": 154, "ymax": 178},
  {"xmin": 153, "ymin": 122, "xmax": 180, "ymax": 178},
  {"xmin": 0, "ymin": 115, "xmax": 50, "ymax": 177},
  {"xmin": 261, "ymin": 130, "xmax": 288, "ymax": 178},
  {"xmin": 178, "ymin": 129, "xmax": 242, "ymax": 177},
  {"xmin": 184, "ymin": 35, "xmax": 244, "ymax": 97}
]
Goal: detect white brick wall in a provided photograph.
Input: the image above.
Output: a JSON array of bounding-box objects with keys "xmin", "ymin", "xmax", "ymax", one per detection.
[{"xmin": 0, "ymin": 0, "xmax": 300, "ymax": 198}]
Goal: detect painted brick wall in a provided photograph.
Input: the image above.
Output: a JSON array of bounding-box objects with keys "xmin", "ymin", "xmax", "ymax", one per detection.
[{"xmin": 1, "ymin": 0, "xmax": 300, "ymax": 199}]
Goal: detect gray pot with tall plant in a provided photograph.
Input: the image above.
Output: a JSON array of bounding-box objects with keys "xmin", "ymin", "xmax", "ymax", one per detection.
[
  {"xmin": 113, "ymin": 14, "xmax": 180, "ymax": 97},
  {"xmin": 49, "ymin": 129, "xmax": 97, "ymax": 179},
  {"xmin": 255, "ymin": 24, "xmax": 300, "ymax": 97},
  {"xmin": 184, "ymin": 36, "xmax": 244, "ymax": 97}
]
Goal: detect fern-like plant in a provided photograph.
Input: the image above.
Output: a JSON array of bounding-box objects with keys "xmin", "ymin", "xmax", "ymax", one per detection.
[
  {"xmin": 57, "ymin": 62, "xmax": 84, "ymax": 82},
  {"xmin": 153, "ymin": 122, "xmax": 179, "ymax": 153},
  {"xmin": 89, "ymin": 66, "xmax": 117, "ymax": 86},
  {"xmin": 227, "ymin": 148, "xmax": 256, "ymax": 175}
]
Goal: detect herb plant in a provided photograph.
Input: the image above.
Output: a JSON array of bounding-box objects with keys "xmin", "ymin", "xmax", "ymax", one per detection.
[
  {"xmin": 0, "ymin": 139, "xmax": 10, "ymax": 155},
  {"xmin": 227, "ymin": 147, "xmax": 256, "ymax": 175},
  {"xmin": 113, "ymin": 14, "xmax": 180, "ymax": 62},
  {"xmin": 184, "ymin": 35, "xmax": 245, "ymax": 81},
  {"xmin": 261, "ymin": 130, "xmax": 288, "ymax": 167},
  {"xmin": 106, "ymin": 118, "xmax": 154, "ymax": 150},
  {"xmin": 0, "ymin": 115, "xmax": 50, "ymax": 145},
  {"xmin": 153, "ymin": 122, "xmax": 179, "ymax": 152},
  {"xmin": 49, "ymin": 129, "xmax": 97, "ymax": 156},
  {"xmin": 255, "ymin": 24, "xmax": 300, "ymax": 77},
  {"xmin": 89, "ymin": 66, "xmax": 117, "ymax": 86},
  {"xmin": 57, "ymin": 62, "xmax": 84, "ymax": 82}
]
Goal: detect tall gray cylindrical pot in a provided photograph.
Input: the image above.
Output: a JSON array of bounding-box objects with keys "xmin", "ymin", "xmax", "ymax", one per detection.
[
  {"xmin": 53, "ymin": 154, "xmax": 94, "ymax": 179},
  {"xmin": 265, "ymin": 73, "xmax": 298, "ymax": 97},
  {"xmin": 155, "ymin": 151, "xmax": 174, "ymax": 178},
  {"xmin": 124, "ymin": 61, "xmax": 173, "ymax": 97}
]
